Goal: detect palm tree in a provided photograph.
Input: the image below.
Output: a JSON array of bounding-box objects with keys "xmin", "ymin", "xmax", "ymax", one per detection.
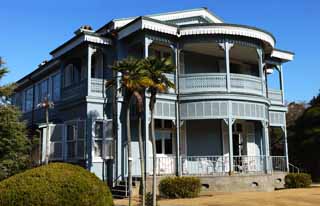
[
  {"xmin": 107, "ymin": 57, "xmax": 151, "ymax": 206},
  {"xmin": 141, "ymin": 56, "xmax": 175, "ymax": 206}
]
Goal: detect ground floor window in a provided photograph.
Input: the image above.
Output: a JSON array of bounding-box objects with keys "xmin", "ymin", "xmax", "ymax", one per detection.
[
  {"xmin": 66, "ymin": 121, "xmax": 85, "ymax": 160},
  {"xmin": 155, "ymin": 119, "xmax": 174, "ymax": 155},
  {"xmin": 94, "ymin": 121, "xmax": 103, "ymax": 157}
]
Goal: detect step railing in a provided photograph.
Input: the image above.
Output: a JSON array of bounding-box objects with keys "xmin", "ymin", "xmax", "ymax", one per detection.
[{"xmin": 289, "ymin": 163, "xmax": 300, "ymax": 173}]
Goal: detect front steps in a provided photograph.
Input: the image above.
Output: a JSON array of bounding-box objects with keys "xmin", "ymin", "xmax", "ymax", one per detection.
[{"xmin": 111, "ymin": 178, "xmax": 139, "ymax": 199}]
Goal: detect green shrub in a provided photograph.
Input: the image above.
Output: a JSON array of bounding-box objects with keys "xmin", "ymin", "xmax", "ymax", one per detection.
[
  {"xmin": 145, "ymin": 192, "xmax": 159, "ymax": 206},
  {"xmin": 159, "ymin": 176, "xmax": 201, "ymax": 198},
  {"xmin": 0, "ymin": 163, "xmax": 113, "ymax": 206},
  {"xmin": 285, "ymin": 173, "xmax": 312, "ymax": 188}
]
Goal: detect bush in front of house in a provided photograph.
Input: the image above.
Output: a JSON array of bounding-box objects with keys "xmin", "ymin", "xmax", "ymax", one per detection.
[
  {"xmin": 0, "ymin": 163, "xmax": 113, "ymax": 206},
  {"xmin": 159, "ymin": 176, "xmax": 201, "ymax": 198},
  {"xmin": 285, "ymin": 173, "xmax": 312, "ymax": 188}
]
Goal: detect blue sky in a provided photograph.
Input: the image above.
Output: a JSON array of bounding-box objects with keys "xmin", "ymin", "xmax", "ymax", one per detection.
[{"xmin": 0, "ymin": 0, "xmax": 319, "ymax": 102}]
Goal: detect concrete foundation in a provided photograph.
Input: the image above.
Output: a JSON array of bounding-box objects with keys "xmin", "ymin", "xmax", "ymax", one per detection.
[{"xmin": 143, "ymin": 172, "xmax": 287, "ymax": 195}]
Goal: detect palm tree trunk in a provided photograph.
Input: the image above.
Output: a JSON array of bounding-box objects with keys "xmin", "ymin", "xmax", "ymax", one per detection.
[
  {"xmin": 134, "ymin": 91, "xmax": 146, "ymax": 206},
  {"xmin": 138, "ymin": 115, "xmax": 145, "ymax": 206},
  {"xmin": 126, "ymin": 95, "xmax": 133, "ymax": 206},
  {"xmin": 149, "ymin": 93, "xmax": 157, "ymax": 206}
]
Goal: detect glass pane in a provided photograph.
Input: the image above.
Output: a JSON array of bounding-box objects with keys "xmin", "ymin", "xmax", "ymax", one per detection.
[
  {"xmin": 67, "ymin": 142, "xmax": 76, "ymax": 158},
  {"xmin": 95, "ymin": 122, "xmax": 103, "ymax": 139},
  {"xmin": 164, "ymin": 120, "xmax": 173, "ymax": 129},
  {"xmin": 77, "ymin": 140, "xmax": 84, "ymax": 159},
  {"xmin": 78, "ymin": 121, "xmax": 85, "ymax": 139},
  {"xmin": 155, "ymin": 119, "xmax": 162, "ymax": 129},
  {"xmin": 165, "ymin": 139, "xmax": 173, "ymax": 154},
  {"xmin": 67, "ymin": 125, "xmax": 74, "ymax": 140},
  {"xmin": 104, "ymin": 121, "xmax": 113, "ymax": 138},
  {"xmin": 94, "ymin": 140, "xmax": 102, "ymax": 157},
  {"xmin": 156, "ymin": 140, "xmax": 162, "ymax": 154},
  {"xmin": 53, "ymin": 73, "xmax": 61, "ymax": 101}
]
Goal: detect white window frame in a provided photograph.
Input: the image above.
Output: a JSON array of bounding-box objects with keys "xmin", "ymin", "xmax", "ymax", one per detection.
[
  {"xmin": 155, "ymin": 119, "xmax": 175, "ymax": 156},
  {"xmin": 65, "ymin": 120, "xmax": 86, "ymax": 161},
  {"xmin": 93, "ymin": 119, "xmax": 113, "ymax": 161}
]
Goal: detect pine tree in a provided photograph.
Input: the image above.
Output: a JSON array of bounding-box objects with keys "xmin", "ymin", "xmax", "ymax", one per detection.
[
  {"xmin": 0, "ymin": 57, "xmax": 31, "ymax": 180},
  {"xmin": 0, "ymin": 57, "xmax": 14, "ymax": 103}
]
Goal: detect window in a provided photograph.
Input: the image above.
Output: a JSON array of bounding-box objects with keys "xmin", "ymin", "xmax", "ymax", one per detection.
[
  {"xmin": 155, "ymin": 131, "xmax": 173, "ymax": 155},
  {"xmin": 155, "ymin": 119, "xmax": 174, "ymax": 155},
  {"xmin": 64, "ymin": 64, "xmax": 74, "ymax": 87},
  {"xmin": 67, "ymin": 124, "xmax": 76, "ymax": 159},
  {"xmin": 94, "ymin": 121, "xmax": 103, "ymax": 157},
  {"xmin": 40, "ymin": 79, "xmax": 48, "ymax": 101},
  {"xmin": 66, "ymin": 121, "xmax": 85, "ymax": 160},
  {"xmin": 91, "ymin": 53, "xmax": 103, "ymax": 78},
  {"xmin": 25, "ymin": 87, "xmax": 33, "ymax": 112},
  {"xmin": 77, "ymin": 121, "xmax": 85, "ymax": 159},
  {"xmin": 52, "ymin": 73, "xmax": 61, "ymax": 101}
]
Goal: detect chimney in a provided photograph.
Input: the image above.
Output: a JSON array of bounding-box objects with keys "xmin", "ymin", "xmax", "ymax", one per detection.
[{"xmin": 74, "ymin": 25, "xmax": 94, "ymax": 35}]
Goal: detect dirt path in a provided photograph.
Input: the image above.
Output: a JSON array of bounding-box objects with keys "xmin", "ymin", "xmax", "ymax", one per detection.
[{"xmin": 115, "ymin": 188, "xmax": 320, "ymax": 206}]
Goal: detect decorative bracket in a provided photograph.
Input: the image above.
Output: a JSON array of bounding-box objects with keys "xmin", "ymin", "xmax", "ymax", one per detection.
[
  {"xmin": 223, "ymin": 118, "xmax": 235, "ymax": 126},
  {"xmin": 218, "ymin": 41, "xmax": 234, "ymax": 51},
  {"xmin": 261, "ymin": 120, "xmax": 269, "ymax": 128}
]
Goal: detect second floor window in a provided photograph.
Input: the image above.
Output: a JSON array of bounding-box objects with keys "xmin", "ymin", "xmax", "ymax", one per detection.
[
  {"xmin": 40, "ymin": 79, "xmax": 49, "ymax": 101},
  {"xmin": 23, "ymin": 87, "xmax": 33, "ymax": 112},
  {"xmin": 52, "ymin": 73, "xmax": 60, "ymax": 101},
  {"xmin": 64, "ymin": 64, "xmax": 74, "ymax": 87}
]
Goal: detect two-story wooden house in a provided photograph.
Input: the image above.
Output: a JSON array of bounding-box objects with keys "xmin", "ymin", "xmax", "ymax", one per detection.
[{"xmin": 12, "ymin": 8, "xmax": 294, "ymax": 193}]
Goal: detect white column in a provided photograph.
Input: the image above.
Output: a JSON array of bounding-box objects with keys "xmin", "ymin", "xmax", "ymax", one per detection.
[
  {"xmin": 220, "ymin": 41, "xmax": 234, "ymax": 93},
  {"xmin": 262, "ymin": 121, "xmax": 270, "ymax": 173},
  {"xmin": 279, "ymin": 64, "xmax": 285, "ymax": 105},
  {"xmin": 116, "ymin": 42, "xmax": 125, "ymax": 179},
  {"xmin": 87, "ymin": 46, "xmax": 94, "ymax": 96},
  {"xmin": 173, "ymin": 45, "xmax": 181, "ymax": 176},
  {"xmin": 144, "ymin": 37, "xmax": 153, "ymax": 175},
  {"xmin": 228, "ymin": 117, "xmax": 234, "ymax": 175},
  {"xmin": 225, "ymin": 100, "xmax": 234, "ymax": 175},
  {"xmin": 283, "ymin": 122, "xmax": 289, "ymax": 172},
  {"xmin": 257, "ymin": 48, "xmax": 266, "ymax": 96}
]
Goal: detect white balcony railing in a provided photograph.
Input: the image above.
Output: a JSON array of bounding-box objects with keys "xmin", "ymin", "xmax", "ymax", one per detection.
[
  {"xmin": 230, "ymin": 73, "xmax": 263, "ymax": 95},
  {"xmin": 129, "ymin": 155, "xmax": 287, "ymax": 176},
  {"xmin": 179, "ymin": 73, "xmax": 264, "ymax": 96},
  {"xmin": 268, "ymin": 89, "xmax": 283, "ymax": 105},
  {"xmin": 91, "ymin": 78, "xmax": 106, "ymax": 95},
  {"xmin": 179, "ymin": 73, "xmax": 227, "ymax": 93}
]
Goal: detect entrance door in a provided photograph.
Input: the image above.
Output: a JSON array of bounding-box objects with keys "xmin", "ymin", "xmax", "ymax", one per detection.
[
  {"xmin": 155, "ymin": 119, "xmax": 175, "ymax": 175},
  {"xmin": 233, "ymin": 123, "xmax": 245, "ymax": 172}
]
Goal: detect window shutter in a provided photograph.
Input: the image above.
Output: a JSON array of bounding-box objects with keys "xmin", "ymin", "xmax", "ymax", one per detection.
[{"xmin": 49, "ymin": 124, "xmax": 64, "ymax": 160}]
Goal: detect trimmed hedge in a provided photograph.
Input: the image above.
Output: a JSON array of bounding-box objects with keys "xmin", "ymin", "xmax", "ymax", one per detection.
[
  {"xmin": 0, "ymin": 163, "xmax": 113, "ymax": 206},
  {"xmin": 159, "ymin": 176, "xmax": 201, "ymax": 198},
  {"xmin": 285, "ymin": 173, "xmax": 312, "ymax": 188}
]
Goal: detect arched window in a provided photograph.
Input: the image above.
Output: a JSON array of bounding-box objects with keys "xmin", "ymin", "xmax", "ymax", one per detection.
[{"xmin": 91, "ymin": 52, "xmax": 103, "ymax": 78}]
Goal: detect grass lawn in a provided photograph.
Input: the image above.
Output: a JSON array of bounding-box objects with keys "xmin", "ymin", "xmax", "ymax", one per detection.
[{"xmin": 114, "ymin": 188, "xmax": 320, "ymax": 206}]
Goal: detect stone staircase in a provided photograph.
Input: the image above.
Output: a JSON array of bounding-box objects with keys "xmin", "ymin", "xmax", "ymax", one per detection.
[{"xmin": 111, "ymin": 178, "xmax": 139, "ymax": 199}]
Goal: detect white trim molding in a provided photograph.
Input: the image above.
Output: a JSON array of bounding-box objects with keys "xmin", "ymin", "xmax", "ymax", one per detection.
[
  {"xmin": 118, "ymin": 18, "xmax": 178, "ymax": 39},
  {"xmin": 113, "ymin": 8, "xmax": 223, "ymax": 29},
  {"xmin": 51, "ymin": 34, "xmax": 111, "ymax": 58},
  {"xmin": 180, "ymin": 25, "xmax": 275, "ymax": 48},
  {"xmin": 271, "ymin": 49, "xmax": 294, "ymax": 61}
]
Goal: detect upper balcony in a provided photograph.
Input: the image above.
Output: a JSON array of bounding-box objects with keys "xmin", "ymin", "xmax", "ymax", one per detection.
[{"xmin": 179, "ymin": 73, "xmax": 263, "ymax": 96}]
